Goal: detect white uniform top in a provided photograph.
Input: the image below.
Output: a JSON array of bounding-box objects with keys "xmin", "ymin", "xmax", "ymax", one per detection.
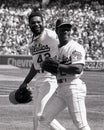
[
  {"xmin": 57, "ymin": 39, "xmax": 85, "ymax": 84},
  {"xmin": 29, "ymin": 28, "xmax": 59, "ymax": 84}
]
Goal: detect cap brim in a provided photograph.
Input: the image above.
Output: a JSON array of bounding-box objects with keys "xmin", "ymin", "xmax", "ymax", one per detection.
[
  {"xmin": 9, "ymin": 90, "xmax": 19, "ymax": 104},
  {"xmin": 58, "ymin": 23, "xmax": 72, "ymax": 28}
]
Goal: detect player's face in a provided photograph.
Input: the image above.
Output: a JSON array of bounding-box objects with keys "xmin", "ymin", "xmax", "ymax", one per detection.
[
  {"xmin": 29, "ymin": 16, "xmax": 44, "ymax": 36},
  {"xmin": 57, "ymin": 26, "xmax": 71, "ymax": 46}
]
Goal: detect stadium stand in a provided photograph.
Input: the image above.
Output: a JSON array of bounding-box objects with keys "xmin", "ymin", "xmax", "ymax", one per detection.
[{"xmin": 0, "ymin": 1, "xmax": 104, "ymax": 60}]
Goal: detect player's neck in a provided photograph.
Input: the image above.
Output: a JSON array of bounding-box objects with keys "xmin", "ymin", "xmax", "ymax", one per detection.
[
  {"xmin": 33, "ymin": 29, "xmax": 44, "ymax": 40},
  {"xmin": 58, "ymin": 41, "xmax": 67, "ymax": 48},
  {"xmin": 58, "ymin": 38, "xmax": 72, "ymax": 48}
]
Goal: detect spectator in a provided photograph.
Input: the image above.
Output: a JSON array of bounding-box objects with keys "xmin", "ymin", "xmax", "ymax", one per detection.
[{"xmin": 0, "ymin": 2, "xmax": 104, "ymax": 60}]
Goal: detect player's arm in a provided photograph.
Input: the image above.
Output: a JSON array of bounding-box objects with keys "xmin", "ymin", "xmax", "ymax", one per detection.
[
  {"xmin": 59, "ymin": 48, "xmax": 85, "ymax": 75},
  {"xmin": 23, "ymin": 63, "xmax": 37, "ymax": 84},
  {"xmin": 19, "ymin": 64, "xmax": 37, "ymax": 89},
  {"xmin": 58, "ymin": 63, "xmax": 84, "ymax": 74}
]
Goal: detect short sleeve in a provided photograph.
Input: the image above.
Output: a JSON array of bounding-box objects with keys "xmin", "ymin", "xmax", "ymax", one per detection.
[{"xmin": 71, "ymin": 46, "xmax": 85, "ymax": 65}]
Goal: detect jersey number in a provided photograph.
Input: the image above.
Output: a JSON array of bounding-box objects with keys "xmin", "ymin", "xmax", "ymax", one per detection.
[{"xmin": 37, "ymin": 53, "xmax": 51, "ymax": 63}]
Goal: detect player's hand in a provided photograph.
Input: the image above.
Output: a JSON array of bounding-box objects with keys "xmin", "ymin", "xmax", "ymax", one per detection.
[
  {"xmin": 19, "ymin": 82, "xmax": 28, "ymax": 90},
  {"xmin": 41, "ymin": 58, "xmax": 59, "ymax": 75},
  {"xmin": 15, "ymin": 85, "xmax": 32, "ymax": 104}
]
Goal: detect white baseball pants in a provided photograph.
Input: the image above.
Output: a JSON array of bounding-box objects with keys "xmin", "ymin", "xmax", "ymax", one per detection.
[
  {"xmin": 37, "ymin": 81, "xmax": 91, "ymax": 130},
  {"xmin": 33, "ymin": 79, "xmax": 66, "ymax": 130}
]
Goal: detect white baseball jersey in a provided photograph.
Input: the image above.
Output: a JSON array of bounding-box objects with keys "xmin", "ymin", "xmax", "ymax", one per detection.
[
  {"xmin": 29, "ymin": 28, "xmax": 59, "ymax": 84},
  {"xmin": 29, "ymin": 29, "xmax": 67, "ymax": 130},
  {"xmin": 57, "ymin": 39, "xmax": 85, "ymax": 84},
  {"xmin": 36, "ymin": 39, "xmax": 91, "ymax": 130}
]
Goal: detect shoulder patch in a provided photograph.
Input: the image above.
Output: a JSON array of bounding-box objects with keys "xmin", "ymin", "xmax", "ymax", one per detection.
[{"xmin": 71, "ymin": 50, "xmax": 82, "ymax": 62}]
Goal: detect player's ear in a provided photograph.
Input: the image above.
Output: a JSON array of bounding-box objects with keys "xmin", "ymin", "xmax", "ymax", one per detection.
[
  {"xmin": 55, "ymin": 18, "xmax": 63, "ymax": 34},
  {"xmin": 43, "ymin": 18, "xmax": 45, "ymax": 27}
]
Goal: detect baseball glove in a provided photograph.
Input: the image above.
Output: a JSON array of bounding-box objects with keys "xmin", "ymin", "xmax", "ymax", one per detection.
[
  {"xmin": 15, "ymin": 87, "xmax": 32, "ymax": 103},
  {"xmin": 41, "ymin": 58, "xmax": 59, "ymax": 75}
]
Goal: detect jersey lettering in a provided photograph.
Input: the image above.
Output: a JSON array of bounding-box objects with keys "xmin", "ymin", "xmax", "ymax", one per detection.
[
  {"xmin": 30, "ymin": 43, "xmax": 50, "ymax": 55},
  {"xmin": 59, "ymin": 55, "xmax": 71, "ymax": 64}
]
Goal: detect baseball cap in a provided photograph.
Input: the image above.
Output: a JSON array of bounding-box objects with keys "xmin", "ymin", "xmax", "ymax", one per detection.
[
  {"xmin": 56, "ymin": 18, "xmax": 72, "ymax": 29},
  {"xmin": 28, "ymin": 8, "xmax": 43, "ymax": 22}
]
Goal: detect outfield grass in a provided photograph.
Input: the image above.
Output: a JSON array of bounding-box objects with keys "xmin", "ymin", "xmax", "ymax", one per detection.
[{"xmin": 0, "ymin": 68, "xmax": 104, "ymax": 130}]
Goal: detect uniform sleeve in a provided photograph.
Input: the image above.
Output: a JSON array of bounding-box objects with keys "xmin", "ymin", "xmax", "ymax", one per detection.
[{"xmin": 71, "ymin": 46, "xmax": 85, "ymax": 65}]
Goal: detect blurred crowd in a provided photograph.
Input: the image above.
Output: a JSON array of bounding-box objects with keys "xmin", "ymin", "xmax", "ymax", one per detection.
[{"xmin": 0, "ymin": 1, "xmax": 104, "ymax": 60}]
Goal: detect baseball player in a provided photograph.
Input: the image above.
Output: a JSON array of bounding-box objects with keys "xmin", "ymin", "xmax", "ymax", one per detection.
[
  {"xmin": 19, "ymin": 9, "xmax": 66, "ymax": 130},
  {"xmin": 37, "ymin": 18, "xmax": 91, "ymax": 130}
]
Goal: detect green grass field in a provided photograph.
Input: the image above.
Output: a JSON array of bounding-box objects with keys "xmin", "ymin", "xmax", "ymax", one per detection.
[{"xmin": 0, "ymin": 67, "xmax": 104, "ymax": 130}]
